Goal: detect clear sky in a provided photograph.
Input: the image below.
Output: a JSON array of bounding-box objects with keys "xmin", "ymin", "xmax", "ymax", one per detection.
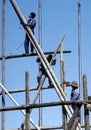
[{"xmin": 0, "ymin": 0, "xmax": 91, "ymax": 129}]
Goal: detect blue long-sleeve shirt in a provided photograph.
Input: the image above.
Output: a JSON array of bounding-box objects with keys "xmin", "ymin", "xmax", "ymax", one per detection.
[
  {"xmin": 70, "ymin": 88, "xmax": 80, "ymax": 117},
  {"xmin": 27, "ymin": 18, "xmax": 36, "ymax": 33},
  {"xmin": 70, "ymin": 88, "xmax": 80, "ymax": 101}
]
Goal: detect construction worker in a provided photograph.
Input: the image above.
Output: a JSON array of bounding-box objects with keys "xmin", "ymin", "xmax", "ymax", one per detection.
[
  {"xmin": 24, "ymin": 12, "xmax": 36, "ymax": 54},
  {"xmin": 36, "ymin": 54, "xmax": 56, "ymax": 87},
  {"xmin": 70, "ymin": 81, "xmax": 80, "ymax": 118}
]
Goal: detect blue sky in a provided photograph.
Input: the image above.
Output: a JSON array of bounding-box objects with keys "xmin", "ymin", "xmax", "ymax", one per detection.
[{"xmin": 0, "ymin": 0, "xmax": 91, "ymax": 129}]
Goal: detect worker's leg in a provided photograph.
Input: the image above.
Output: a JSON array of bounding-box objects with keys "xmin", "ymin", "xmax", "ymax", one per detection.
[
  {"xmin": 30, "ymin": 42, "xmax": 34, "ymax": 53},
  {"xmin": 37, "ymin": 70, "xmax": 43, "ymax": 84},
  {"xmin": 24, "ymin": 34, "xmax": 29, "ymax": 54},
  {"xmin": 48, "ymin": 77, "xmax": 53, "ymax": 87}
]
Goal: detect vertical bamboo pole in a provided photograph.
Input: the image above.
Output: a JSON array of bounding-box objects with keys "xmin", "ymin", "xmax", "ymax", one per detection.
[
  {"xmin": 83, "ymin": 75, "xmax": 90, "ymax": 130},
  {"xmin": 60, "ymin": 44, "xmax": 67, "ymax": 130},
  {"xmin": 25, "ymin": 71, "xmax": 30, "ymax": 130},
  {"xmin": 78, "ymin": 2, "xmax": 83, "ymax": 125},
  {"xmin": 38, "ymin": 0, "xmax": 42, "ymax": 126},
  {"xmin": 78, "ymin": 2, "xmax": 82, "ymax": 101},
  {"xmin": 2, "ymin": 0, "xmax": 5, "ymax": 130}
]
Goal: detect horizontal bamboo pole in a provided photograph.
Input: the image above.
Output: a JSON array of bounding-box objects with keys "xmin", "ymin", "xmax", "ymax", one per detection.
[
  {"xmin": 0, "ymin": 83, "xmax": 73, "ymax": 95},
  {"xmin": 5, "ymin": 124, "xmax": 91, "ymax": 130},
  {"xmin": 0, "ymin": 86, "xmax": 55, "ymax": 95},
  {"xmin": 0, "ymin": 100, "xmax": 90, "ymax": 112},
  {"xmin": 0, "ymin": 50, "xmax": 71, "ymax": 60}
]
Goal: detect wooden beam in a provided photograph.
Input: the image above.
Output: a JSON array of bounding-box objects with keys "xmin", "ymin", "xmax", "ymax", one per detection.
[
  {"xmin": 0, "ymin": 50, "xmax": 71, "ymax": 60},
  {"xmin": 83, "ymin": 75, "xmax": 90, "ymax": 130},
  {"xmin": 6, "ymin": 124, "xmax": 91, "ymax": 130},
  {"xmin": 25, "ymin": 72, "xmax": 30, "ymax": 130},
  {"xmin": 0, "ymin": 100, "xmax": 90, "ymax": 112},
  {"xmin": 0, "ymin": 82, "xmax": 72, "ymax": 95}
]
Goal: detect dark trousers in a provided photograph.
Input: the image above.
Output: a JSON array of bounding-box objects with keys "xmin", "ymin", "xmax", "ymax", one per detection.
[
  {"xmin": 37, "ymin": 69, "xmax": 53, "ymax": 86},
  {"xmin": 24, "ymin": 34, "xmax": 34, "ymax": 54},
  {"xmin": 72, "ymin": 104, "xmax": 80, "ymax": 117}
]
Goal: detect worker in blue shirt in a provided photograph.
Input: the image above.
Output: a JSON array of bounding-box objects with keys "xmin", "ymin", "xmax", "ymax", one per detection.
[
  {"xmin": 24, "ymin": 12, "xmax": 36, "ymax": 54},
  {"xmin": 70, "ymin": 81, "xmax": 80, "ymax": 117}
]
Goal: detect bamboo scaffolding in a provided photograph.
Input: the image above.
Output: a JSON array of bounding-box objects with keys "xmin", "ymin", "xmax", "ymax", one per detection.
[
  {"xmin": 1, "ymin": 0, "xmax": 82, "ymax": 129},
  {"xmin": 0, "ymin": 83, "xmax": 40, "ymax": 130},
  {"xmin": 1, "ymin": 1, "xmax": 91, "ymax": 130},
  {"xmin": 4, "ymin": 124, "xmax": 91, "ymax": 130}
]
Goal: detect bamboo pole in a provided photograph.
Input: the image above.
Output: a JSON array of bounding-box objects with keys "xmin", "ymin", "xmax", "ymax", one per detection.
[
  {"xmin": 25, "ymin": 72, "xmax": 30, "ymax": 130},
  {"xmin": 0, "ymin": 82, "xmax": 77, "ymax": 95},
  {"xmin": 4, "ymin": 124, "xmax": 91, "ymax": 130},
  {"xmin": 67, "ymin": 107, "xmax": 80, "ymax": 130},
  {"xmin": 2, "ymin": 0, "xmax": 5, "ymax": 130},
  {"xmin": 83, "ymin": 75, "xmax": 90, "ymax": 130},
  {"xmin": 0, "ymin": 98, "xmax": 90, "ymax": 112},
  {"xmin": 0, "ymin": 50, "xmax": 71, "ymax": 60},
  {"xmin": 38, "ymin": 0, "xmax": 42, "ymax": 126},
  {"xmin": 60, "ymin": 44, "xmax": 67, "ymax": 130}
]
